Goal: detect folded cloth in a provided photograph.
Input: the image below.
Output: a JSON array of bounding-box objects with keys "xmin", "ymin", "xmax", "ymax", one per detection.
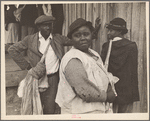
[
  {"xmin": 20, "ymin": 73, "xmax": 43, "ymax": 115},
  {"xmin": 107, "ymin": 72, "xmax": 119, "ymax": 95},
  {"xmin": 17, "ymin": 78, "xmax": 26, "ymax": 98},
  {"xmin": 18, "ymin": 35, "xmax": 51, "ymax": 115},
  {"xmin": 17, "ymin": 68, "xmax": 48, "ymax": 98}
]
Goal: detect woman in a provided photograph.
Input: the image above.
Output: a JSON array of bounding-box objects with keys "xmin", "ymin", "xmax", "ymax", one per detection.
[
  {"xmin": 5, "ymin": 5, "xmax": 19, "ymax": 44},
  {"xmin": 55, "ymin": 18, "xmax": 118, "ymax": 114}
]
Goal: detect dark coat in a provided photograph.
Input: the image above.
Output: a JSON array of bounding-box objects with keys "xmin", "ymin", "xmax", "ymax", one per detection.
[
  {"xmin": 8, "ymin": 32, "xmax": 72, "ymax": 70},
  {"xmin": 19, "ymin": 4, "xmax": 38, "ymax": 27},
  {"xmin": 5, "ymin": 5, "xmax": 18, "ymax": 24},
  {"xmin": 101, "ymin": 38, "xmax": 140, "ymax": 104}
]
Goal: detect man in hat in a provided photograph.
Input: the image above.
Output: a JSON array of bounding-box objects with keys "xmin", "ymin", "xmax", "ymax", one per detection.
[
  {"xmin": 8, "ymin": 15, "xmax": 101, "ymax": 114},
  {"xmin": 101, "ymin": 17, "xmax": 139, "ymax": 113},
  {"xmin": 8, "ymin": 15, "xmax": 74, "ymax": 114}
]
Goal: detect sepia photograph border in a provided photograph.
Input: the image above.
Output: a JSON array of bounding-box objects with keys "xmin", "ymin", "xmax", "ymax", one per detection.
[{"xmin": 1, "ymin": 1, "xmax": 149, "ymax": 120}]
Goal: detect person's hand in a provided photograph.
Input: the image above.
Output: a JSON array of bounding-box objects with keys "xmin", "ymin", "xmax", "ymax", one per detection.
[
  {"xmin": 42, "ymin": 4, "xmax": 52, "ymax": 16},
  {"xmin": 39, "ymin": 88, "xmax": 47, "ymax": 92},
  {"xmin": 92, "ymin": 17, "xmax": 101, "ymax": 40},
  {"xmin": 16, "ymin": 14, "xmax": 21, "ymax": 22},
  {"xmin": 28, "ymin": 62, "xmax": 46, "ymax": 79},
  {"xmin": 95, "ymin": 16, "xmax": 101, "ymax": 28},
  {"xmin": 106, "ymin": 83, "xmax": 116, "ymax": 103},
  {"xmin": 5, "ymin": 24, "xmax": 8, "ymax": 31}
]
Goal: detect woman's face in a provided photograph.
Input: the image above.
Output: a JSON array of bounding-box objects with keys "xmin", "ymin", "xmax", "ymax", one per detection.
[
  {"xmin": 107, "ymin": 28, "xmax": 121, "ymax": 40},
  {"xmin": 71, "ymin": 26, "xmax": 92, "ymax": 52}
]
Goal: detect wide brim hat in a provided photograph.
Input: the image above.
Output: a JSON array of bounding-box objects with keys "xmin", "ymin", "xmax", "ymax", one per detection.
[
  {"xmin": 106, "ymin": 17, "xmax": 128, "ymax": 34},
  {"xmin": 67, "ymin": 18, "xmax": 94, "ymax": 39},
  {"xmin": 35, "ymin": 15, "xmax": 56, "ymax": 25}
]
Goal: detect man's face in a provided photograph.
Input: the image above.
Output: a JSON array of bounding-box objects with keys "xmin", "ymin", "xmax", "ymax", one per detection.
[
  {"xmin": 107, "ymin": 28, "xmax": 121, "ymax": 40},
  {"xmin": 38, "ymin": 22, "xmax": 53, "ymax": 37},
  {"xmin": 71, "ymin": 26, "xmax": 92, "ymax": 52}
]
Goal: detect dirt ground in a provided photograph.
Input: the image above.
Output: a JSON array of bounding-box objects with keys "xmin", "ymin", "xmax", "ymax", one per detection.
[
  {"xmin": 6, "ymin": 87, "xmax": 21, "ymax": 115},
  {"xmin": 6, "ymin": 86, "xmax": 60, "ymax": 115},
  {"xmin": 5, "ymin": 52, "xmax": 61, "ymax": 115}
]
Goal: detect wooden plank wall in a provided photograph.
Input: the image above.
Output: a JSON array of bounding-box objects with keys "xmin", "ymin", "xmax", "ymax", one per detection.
[
  {"xmin": 5, "ymin": 54, "xmax": 28, "ymax": 87},
  {"xmin": 62, "ymin": 2, "xmax": 147, "ymax": 113}
]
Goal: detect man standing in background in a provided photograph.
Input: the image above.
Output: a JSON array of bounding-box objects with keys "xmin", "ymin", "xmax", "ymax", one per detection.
[
  {"xmin": 101, "ymin": 18, "xmax": 139, "ymax": 113},
  {"xmin": 8, "ymin": 15, "xmax": 72, "ymax": 114}
]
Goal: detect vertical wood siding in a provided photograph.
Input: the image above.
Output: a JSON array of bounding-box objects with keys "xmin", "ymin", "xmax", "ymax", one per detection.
[{"xmin": 62, "ymin": 2, "xmax": 147, "ymax": 113}]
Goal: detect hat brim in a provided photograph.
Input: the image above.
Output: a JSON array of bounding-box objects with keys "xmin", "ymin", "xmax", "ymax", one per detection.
[
  {"xmin": 67, "ymin": 22, "xmax": 94, "ymax": 39},
  {"xmin": 35, "ymin": 15, "xmax": 56, "ymax": 25},
  {"xmin": 41, "ymin": 21, "xmax": 54, "ymax": 24},
  {"xmin": 106, "ymin": 24, "xmax": 128, "ymax": 34}
]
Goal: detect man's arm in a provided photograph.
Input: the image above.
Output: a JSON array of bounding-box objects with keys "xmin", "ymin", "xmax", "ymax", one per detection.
[
  {"xmin": 8, "ymin": 36, "xmax": 30, "ymax": 70},
  {"xmin": 64, "ymin": 58, "xmax": 107, "ymax": 102},
  {"xmin": 92, "ymin": 25, "xmax": 101, "ymax": 40}
]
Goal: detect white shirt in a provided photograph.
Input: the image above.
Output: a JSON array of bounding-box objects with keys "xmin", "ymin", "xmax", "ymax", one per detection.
[{"xmin": 39, "ymin": 32, "xmax": 59, "ymax": 75}]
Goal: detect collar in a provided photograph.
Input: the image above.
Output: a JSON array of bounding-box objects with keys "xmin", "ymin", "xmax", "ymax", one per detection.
[
  {"xmin": 112, "ymin": 37, "xmax": 122, "ymax": 42},
  {"xmin": 39, "ymin": 32, "xmax": 52, "ymax": 40},
  {"xmin": 72, "ymin": 46, "xmax": 99, "ymax": 60}
]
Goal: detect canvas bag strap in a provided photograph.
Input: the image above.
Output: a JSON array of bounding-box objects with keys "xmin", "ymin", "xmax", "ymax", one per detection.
[
  {"xmin": 104, "ymin": 40, "xmax": 113, "ymax": 70},
  {"xmin": 40, "ymin": 37, "xmax": 52, "ymax": 63}
]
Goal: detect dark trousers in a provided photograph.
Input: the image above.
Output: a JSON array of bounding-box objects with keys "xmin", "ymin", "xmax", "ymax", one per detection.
[
  {"xmin": 113, "ymin": 102, "xmax": 133, "ymax": 113},
  {"xmin": 40, "ymin": 72, "xmax": 59, "ymax": 114}
]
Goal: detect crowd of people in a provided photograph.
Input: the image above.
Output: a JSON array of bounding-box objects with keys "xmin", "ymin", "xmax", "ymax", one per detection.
[
  {"xmin": 7, "ymin": 4, "xmax": 139, "ymax": 115},
  {"xmin": 5, "ymin": 4, "xmax": 64, "ymax": 51}
]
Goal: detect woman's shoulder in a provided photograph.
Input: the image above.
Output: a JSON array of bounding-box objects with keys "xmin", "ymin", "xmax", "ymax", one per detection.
[
  {"xmin": 61, "ymin": 48, "xmax": 88, "ymax": 66},
  {"xmin": 62, "ymin": 48, "xmax": 80, "ymax": 59}
]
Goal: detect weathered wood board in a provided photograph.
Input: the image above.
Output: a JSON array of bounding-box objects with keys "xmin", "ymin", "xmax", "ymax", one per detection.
[{"xmin": 5, "ymin": 54, "xmax": 28, "ymax": 87}]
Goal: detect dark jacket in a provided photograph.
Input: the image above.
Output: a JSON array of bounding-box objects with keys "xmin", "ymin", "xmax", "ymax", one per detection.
[
  {"xmin": 5, "ymin": 5, "xmax": 18, "ymax": 24},
  {"xmin": 101, "ymin": 38, "xmax": 139, "ymax": 104},
  {"xmin": 8, "ymin": 32, "xmax": 72, "ymax": 70},
  {"xmin": 19, "ymin": 4, "xmax": 38, "ymax": 27}
]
